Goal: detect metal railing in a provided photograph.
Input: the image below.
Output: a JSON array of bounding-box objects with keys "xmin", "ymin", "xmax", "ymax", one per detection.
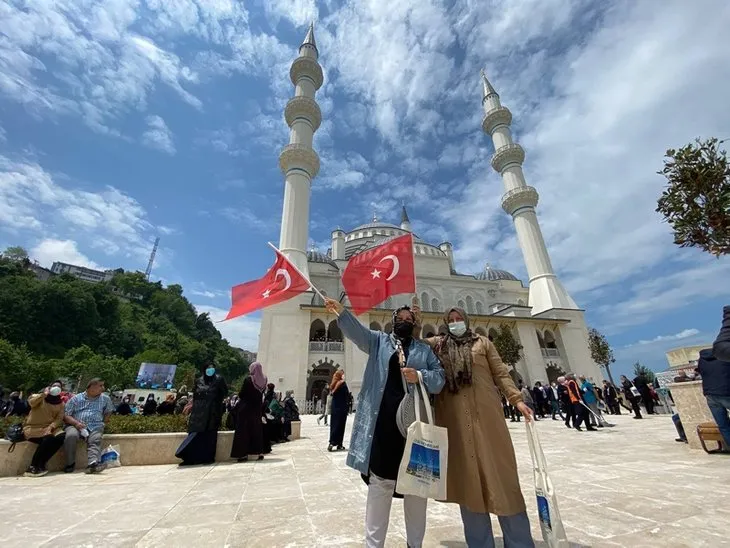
[
  {"xmin": 541, "ymin": 348, "xmax": 560, "ymax": 358},
  {"xmin": 308, "ymin": 341, "xmax": 344, "ymax": 352}
]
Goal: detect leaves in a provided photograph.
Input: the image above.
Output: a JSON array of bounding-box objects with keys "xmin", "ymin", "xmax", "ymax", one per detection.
[
  {"xmin": 2, "ymin": 246, "xmax": 29, "ymax": 262},
  {"xmin": 491, "ymin": 324, "xmax": 523, "ymax": 367},
  {"xmin": 633, "ymin": 362, "xmax": 656, "ymax": 384},
  {"xmin": 588, "ymin": 327, "xmax": 616, "ymax": 384},
  {"xmin": 656, "ymin": 137, "xmax": 730, "ymax": 256}
]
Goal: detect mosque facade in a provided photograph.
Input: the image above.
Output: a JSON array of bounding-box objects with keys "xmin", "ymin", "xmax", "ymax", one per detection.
[{"xmin": 256, "ymin": 25, "xmax": 603, "ymax": 403}]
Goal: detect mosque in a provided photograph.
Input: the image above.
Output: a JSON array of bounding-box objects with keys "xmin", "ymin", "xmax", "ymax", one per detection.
[{"xmin": 256, "ymin": 25, "xmax": 604, "ymax": 403}]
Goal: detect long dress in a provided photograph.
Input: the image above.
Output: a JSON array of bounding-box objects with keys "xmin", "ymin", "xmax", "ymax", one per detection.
[
  {"xmin": 231, "ymin": 378, "xmax": 264, "ymax": 458},
  {"xmin": 329, "ymin": 382, "xmax": 350, "ymax": 446},
  {"xmin": 175, "ymin": 373, "xmax": 227, "ymax": 465}
]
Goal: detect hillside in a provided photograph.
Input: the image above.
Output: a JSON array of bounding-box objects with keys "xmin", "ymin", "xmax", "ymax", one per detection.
[{"xmin": 0, "ymin": 257, "xmax": 248, "ymax": 392}]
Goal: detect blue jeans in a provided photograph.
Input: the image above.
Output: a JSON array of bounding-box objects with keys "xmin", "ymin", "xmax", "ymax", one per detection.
[
  {"xmin": 706, "ymin": 395, "xmax": 730, "ymax": 447},
  {"xmin": 460, "ymin": 506, "xmax": 534, "ymax": 548}
]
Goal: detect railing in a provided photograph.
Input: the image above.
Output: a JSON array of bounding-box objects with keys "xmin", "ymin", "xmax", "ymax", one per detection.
[
  {"xmin": 308, "ymin": 341, "xmax": 344, "ymax": 352},
  {"xmin": 541, "ymin": 348, "xmax": 560, "ymax": 358}
]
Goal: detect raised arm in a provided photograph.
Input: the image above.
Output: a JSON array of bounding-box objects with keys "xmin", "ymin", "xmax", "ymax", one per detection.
[
  {"xmin": 713, "ymin": 306, "xmax": 730, "ymax": 362},
  {"xmin": 484, "ymin": 337, "xmax": 523, "ymax": 407},
  {"xmin": 325, "ymin": 298, "xmax": 378, "ymax": 354},
  {"xmin": 28, "ymin": 393, "xmax": 45, "ymax": 408}
]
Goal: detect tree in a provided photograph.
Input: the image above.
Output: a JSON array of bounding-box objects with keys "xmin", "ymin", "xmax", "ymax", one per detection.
[
  {"xmin": 656, "ymin": 137, "xmax": 730, "ymax": 256},
  {"xmin": 3, "ymin": 246, "xmax": 28, "ymax": 262},
  {"xmin": 633, "ymin": 362, "xmax": 656, "ymax": 384},
  {"xmin": 492, "ymin": 324, "xmax": 523, "ymax": 368},
  {"xmin": 588, "ymin": 327, "xmax": 616, "ymax": 385}
]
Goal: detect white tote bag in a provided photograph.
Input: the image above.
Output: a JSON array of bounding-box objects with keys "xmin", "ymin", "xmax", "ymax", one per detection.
[
  {"xmin": 526, "ymin": 422, "xmax": 568, "ymax": 548},
  {"xmin": 396, "ymin": 372, "xmax": 449, "ymax": 500}
]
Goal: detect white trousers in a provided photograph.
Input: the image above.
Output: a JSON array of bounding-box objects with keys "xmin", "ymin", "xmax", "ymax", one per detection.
[{"xmin": 365, "ymin": 473, "xmax": 428, "ymax": 548}]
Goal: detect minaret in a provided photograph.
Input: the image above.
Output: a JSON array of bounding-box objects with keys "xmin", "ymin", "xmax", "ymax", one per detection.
[
  {"xmin": 278, "ymin": 23, "xmax": 323, "ymax": 278},
  {"xmin": 400, "ymin": 205, "xmax": 412, "ymax": 232},
  {"xmin": 480, "ymin": 70, "xmax": 578, "ymax": 315}
]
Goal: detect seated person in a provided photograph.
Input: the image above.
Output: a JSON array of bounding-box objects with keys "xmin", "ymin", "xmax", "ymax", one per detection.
[
  {"xmin": 63, "ymin": 378, "xmax": 115, "ymax": 474},
  {"xmin": 22, "ymin": 381, "xmax": 67, "ymax": 477}
]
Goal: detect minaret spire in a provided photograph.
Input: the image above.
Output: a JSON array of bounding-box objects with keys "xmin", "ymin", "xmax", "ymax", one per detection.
[
  {"xmin": 481, "ymin": 69, "xmax": 497, "ymax": 101},
  {"xmin": 277, "ymin": 25, "xmax": 324, "ymax": 277},
  {"xmin": 480, "ymin": 71, "xmax": 577, "ymax": 315},
  {"xmin": 400, "ymin": 204, "xmax": 412, "ymax": 232}
]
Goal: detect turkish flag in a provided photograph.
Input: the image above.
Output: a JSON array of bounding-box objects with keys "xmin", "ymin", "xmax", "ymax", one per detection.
[
  {"xmin": 224, "ymin": 250, "xmax": 310, "ymax": 320},
  {"xmin": 342, "ymin": 233, "xmax": 416, "ymax": 315}
]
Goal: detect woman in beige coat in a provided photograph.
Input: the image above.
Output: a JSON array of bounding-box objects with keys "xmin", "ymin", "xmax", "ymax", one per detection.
[{"xmin": 420, "ymin": 306, "xmax": 535, "ymax": 547}]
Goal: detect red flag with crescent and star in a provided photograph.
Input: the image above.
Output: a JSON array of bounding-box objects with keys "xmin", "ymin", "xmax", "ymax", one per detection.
[
  {"xmin": 342, "ymin": 232, "xmax": 416, "ymax": 315},
  {"xmin": 224, "ymin": 250, "xmax": 311, "ymax": 321}
]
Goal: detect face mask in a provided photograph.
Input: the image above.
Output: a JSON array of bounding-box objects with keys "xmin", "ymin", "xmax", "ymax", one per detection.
[
  {"xmin": 448, "ymin": 321, "xmax": 467, "ymax": 337},
  {"xmin": 205, "ymin": 367, "xmax": 216, "ymax": 377},
  {"xmin": 49, "ymin": 386, "xmax": 62, "ymax": 397},
  {"xmin": 393, "ymin": 320, "xmax": 414, "ymax": 339}
]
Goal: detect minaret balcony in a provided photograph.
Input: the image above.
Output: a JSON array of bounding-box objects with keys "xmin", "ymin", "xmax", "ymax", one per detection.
[
  {"xmin": 482, "ymin": 106, "xmax": 512, "ymax": 135},
  {"xmin": 290, "ymin": 56, "xmax": 324, "ymax": 90},
  {"xmin": 501, "ymin": 186, "xmax": 539, "ymax": 215},
  {"xmin": 279, "ymin": 143, "xmax": 320, "ymax": 178},
  {"xmin": 491, "ymin": 143, "xmax": 525, "ymax": 173},
  {"xmin": 285, "ymin": 96, "xmax": 322, "ymax": 131}
]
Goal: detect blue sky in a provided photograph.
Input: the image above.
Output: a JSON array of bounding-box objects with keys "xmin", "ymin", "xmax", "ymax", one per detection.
[{"xmin": 1, "ymin": 0, "xmax": 729, "ymax": 377}]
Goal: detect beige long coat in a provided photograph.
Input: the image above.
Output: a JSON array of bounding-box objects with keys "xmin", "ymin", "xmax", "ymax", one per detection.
[{"xmin": 423, "ymin": 335, "xmax": 527, "ymax": 516}]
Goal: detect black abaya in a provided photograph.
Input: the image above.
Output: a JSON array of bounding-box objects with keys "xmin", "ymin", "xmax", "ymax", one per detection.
[
  {"xmin": 329, "ymin": 382, "xmax": 350, "ymax": 446},
  {"xmin": 176, "ymin": 373, "xmax": 227, "ymax": 465},
  {"xmin": 231, "ymin": 378, "xmax": 265, "ymax": 458}
]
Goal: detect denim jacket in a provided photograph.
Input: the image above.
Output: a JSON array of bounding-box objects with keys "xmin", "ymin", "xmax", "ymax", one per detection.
[{"xmin": 338, "ymin": 308, "xmax": 445, "ymax": 475}]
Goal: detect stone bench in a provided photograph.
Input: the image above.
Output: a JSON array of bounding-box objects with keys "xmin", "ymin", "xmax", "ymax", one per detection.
[
  {"xmin": 0, "ymin": 421, "xmax": 300, "ymax": 477},
  {"xmin": 697, "ymin": 422, "xmax": 726, "ymax": 454}
]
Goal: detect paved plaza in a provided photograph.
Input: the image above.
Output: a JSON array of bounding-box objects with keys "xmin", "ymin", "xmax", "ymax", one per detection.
[{"xmin": 1, "ymin": 413, "xmax": 729, "ymax": 547}]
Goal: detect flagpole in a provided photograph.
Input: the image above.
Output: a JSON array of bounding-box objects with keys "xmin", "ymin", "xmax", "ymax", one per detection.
[{"xmin": 266, "ymin": 241, "xmax": 330, "ymax": 304}]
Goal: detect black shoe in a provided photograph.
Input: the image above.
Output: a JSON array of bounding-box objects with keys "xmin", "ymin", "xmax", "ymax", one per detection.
[
  {"xmin": 327, "ymin": 444, "xmax": 334, "ymax": 452},
  {"xmin": 24, "ymin": 466, "xmax": 48, "ymax": 478},
  {"xmin": 337, "ymin": 445, "xmax": 346, "ymax": 452},
  {"xmin": 257, "ymin": 455, "xmax": 264, "ymax": 461},
  {"xmin": 587, "ymin": 427, "xmax": 598, "ymax": 431},
  {"xmin": 597, "ymin": 424, "xmax": 604, "ymax": 428},
  {"xmin": 574, "ymin": 426, "xmax": 583, "ymax": 431},
  {"xmin": 634, "ymin": 416, "xmax": 643, "ymax": 419},
  {"xmin": 64, "ymin": 464, "xmax": 75, "ymax": 474},
  {"xmin": 85, "ymin": 462, "xmax": 104, "ymax": 474}
]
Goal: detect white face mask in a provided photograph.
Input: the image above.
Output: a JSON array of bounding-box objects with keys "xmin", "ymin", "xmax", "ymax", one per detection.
[
  {"xmin": 49, "ymin": 386, "xmax": 62, "ymax": 396},
  {"xmin": 448, "ymin": 321, "xmax": 467, "ymax": 337}
]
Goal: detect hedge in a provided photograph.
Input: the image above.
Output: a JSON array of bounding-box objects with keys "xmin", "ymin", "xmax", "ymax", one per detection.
[{"xmin": 1, "ymin": 413, "xmax": 233, "ymax": 438}]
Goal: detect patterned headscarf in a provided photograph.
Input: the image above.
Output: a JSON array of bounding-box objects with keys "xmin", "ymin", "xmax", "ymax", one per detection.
[
  {"xmin": 249, "ymin": 362, "xmax": 267, "ymax": 393},
  {"xmin": 435, "ymin": 307, "xmax": 479, "ymax": 393}
]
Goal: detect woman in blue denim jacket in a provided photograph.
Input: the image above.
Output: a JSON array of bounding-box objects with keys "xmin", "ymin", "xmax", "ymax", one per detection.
[{"xmin": 325, "ymin": 298, "xmax": 445, "ymax": 548}]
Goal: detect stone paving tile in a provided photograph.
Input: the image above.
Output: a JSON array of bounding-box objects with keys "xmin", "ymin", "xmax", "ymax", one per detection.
[{"xmin": 2, "ymin": 413, "xmax": 730, "ymax": 547}]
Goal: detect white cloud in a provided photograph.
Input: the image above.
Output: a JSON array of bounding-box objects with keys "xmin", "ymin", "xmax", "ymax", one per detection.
[
  {"xmin": 142, "ymin": 115, "xmax": 176, "ymax": 154},
  {"xmin": 30, "ymin": 239, "xmax": 102, "ymax": 270},
  {"xmin": 635, "ymin": 328, "xmax": 700, "ymax": 346},
  {"xmin": 194, "ymin": 304, "xmax": 261, "ymax": 351}
]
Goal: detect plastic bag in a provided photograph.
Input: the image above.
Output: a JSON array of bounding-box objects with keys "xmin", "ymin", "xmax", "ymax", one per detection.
[
  {"xmin": 526, "ymin": 421, "xmax": 568, "ymax": 547},
  {"xmin": 396, "ymin": 372, "xmax": 448, "ymax": 500},
  {"xmin": 100, "ymin": 444, "xmax": 121, "ymax": 468}
]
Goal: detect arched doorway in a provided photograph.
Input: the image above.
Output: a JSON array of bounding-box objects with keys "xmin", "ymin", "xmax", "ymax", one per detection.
[
  {"xmin": 306, "ymin": 358, "xmax": 340, "ymax": 402},
  {"xmin": 327, "ymin": 320, "xmax": 343, "ymax": 342},
  {"xmin": 309, "ymin": 320, "xmax": 326, "ymax": 341}
]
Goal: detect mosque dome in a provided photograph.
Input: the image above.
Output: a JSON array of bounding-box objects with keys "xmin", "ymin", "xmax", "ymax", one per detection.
[
  {"xmin": 351, "ymin": 221, "xmax": 402, "ymax": 232},
  {"xmin": 307, "ymin": 249, "xmax": 339, "ymax": 269},
  {"xmin": 475, "ymin": 264, "xmax": 520, "ymax": 282}
]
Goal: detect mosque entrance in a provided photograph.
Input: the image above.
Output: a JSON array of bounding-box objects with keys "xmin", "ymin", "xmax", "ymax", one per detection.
[{"xmin": 306, "ymin": 358, "xmax": 340, "ymax": 403}]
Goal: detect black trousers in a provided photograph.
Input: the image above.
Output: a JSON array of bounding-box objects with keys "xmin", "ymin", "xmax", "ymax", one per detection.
[
  {"xmin": 572, "ymin": 403, "xmax": 590, "ymax": 429},
  {"xmin": 563, "ymin": 402, "xmax": 575, "ymax": 426},
  {"xmin": 629, "ymin": 399, "xmax": 643, "ymax": 418},
  {"xmin": 28, "ymin": 434, "xmax": 66, "ymax": 469}
]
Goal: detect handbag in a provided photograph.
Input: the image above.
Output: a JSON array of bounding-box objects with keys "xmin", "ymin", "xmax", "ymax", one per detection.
[
  {"xmin": 526, "ymin": 421, "xmax": 569, "ymax": 547},
  {"xmin": 396, "ymin": 371, "xmax": 449, "ymax": 500},
  {"xmin": 629, "ymin": 383, "xmax": 641, "ymax": 398},
  {"xmin": 395, "ymin": 340, "xmax": 432, "ymax": 438},
  {"xmin": 5, "ymin": 423, "xmax": 26, "ymax": 453}
]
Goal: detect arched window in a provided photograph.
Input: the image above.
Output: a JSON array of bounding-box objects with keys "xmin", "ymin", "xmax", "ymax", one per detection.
[
  {"xmin": 327, "ymin": 320, "xmax": 343, "ymax": 342},
  {"xmin": 309, "ymin": 320, "xmax": 326, "ymax": 341},
  {"xmin": 536, "ymin": 329, "xmax": 546, "ymax": 349},
  {"xmin": 466, "ymin": 296, "xmax": 475, "ymax": 314},
  {"xmin": 457, "ymin": 299, "xmax": 466, "ymax": 310},
  {"xmin": 422, "ymin": 324, "xmax": 436, "ymax": 338},
  {"xmin": 431, "ymin": 298, "xmax": 440, "ymax": 312},
  {"xmin": 543, "ymin": 330, "xmax": 558, "ymax": 349},
  {"xmin": 475, "ymin": 327, "xmax": 487, "ymax": 336},
  {"xmin": 421, "ymin": 292, "xmax": 430, "ymax": 311},
  {"xmin": 476, "ymin": 301, "xmax": 484, "ymax": 315},
  {"xmin": 384, "ymin": 322, "xmax": 392, "ymax": 334},
  {"xmin": 438, "ymin": 324, "xmax": 449, "ymax": 335},
  {"xmin": 369, "ymin": 322, "xmax": 382, "ymax": 331},
  {"xmin": 488, "ymin": 328, "xmax": 499, "ymax": 341}
]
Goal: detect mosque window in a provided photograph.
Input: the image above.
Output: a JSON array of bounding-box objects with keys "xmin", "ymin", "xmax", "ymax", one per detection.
[
  {"xmin": 488, "ymin": 328, "xmax": 499, "ymax": 340},
  {"xmin": 466, "ymin": 296, "xmax": 475, "ymax": 314},
  {"xmin": 389, "ymin": 230, "xmax": 395, "ymax": 235},
  {"xmin": 543, "ymin": 330, "xmax": 558, "ymax": 349},
  {"xmin": 476, "ymin": 301, "xmax": 484, "ymax": 315},
  {"xmin": 458, "ymin": 299, "xmax": 466, "ymax": 309},
  {"xmin": 475, "ymin": 327, "xmax": 487, "ymax": 336},
  {"xmin": 327, "ymin": 320, "xmax": 343, "ymax": 342},
  {"xmin": 309, "ymin": 319, "xmax": 327, "ymax": 341},
  {"xmin": 431, "ymin": 298, "xmax": 440, "ymax": 312},
  {"xmin": 536, "ymin": 329, "xmax": 546, "ymax": 349},
  {"xmin": 421, "ymin": 292, "xmax": 430, "ymax": 311},
  {"xmin": 369, "ymin": 322, "xmax": 382, "ymax": 331}
]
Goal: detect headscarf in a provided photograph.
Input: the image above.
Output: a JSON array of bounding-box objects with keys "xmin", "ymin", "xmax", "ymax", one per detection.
[
  {"xmin": 391, "ymin": 305, "xmax": 416, "ymax": 366},
  {"xmin": 330, "ymin": 370, "xmax": 345, "ymax": 393},
  {"xmin": 249, "ymin": 362, "xmax": 267, "ymax": 393},
  {"xmin": 435, "ymin": 307, "xmax": 479, "ymax": 393},
  {"xmin": 285, "ymin": 390, "xmax": 294, "ymax": 398}
]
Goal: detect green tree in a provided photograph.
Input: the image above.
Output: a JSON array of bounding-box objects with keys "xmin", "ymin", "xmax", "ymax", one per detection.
[
  {"xmin": 492, "ymin": 324, "xmax": 523, "ymax": 368},
  {"xmin": 656, "ymin": 137, "xmax": 730, "ymax": 256},
  {"xmin": 3, "ymin": 246, "xmax": 28, "ymax": 262},
  {"xmin": 588, "ymin": 327, "xmax": 616, "ymax": 385},
  {"xmin": 633, "ymin": 362, "xmax": 656, "ymax": 384}
]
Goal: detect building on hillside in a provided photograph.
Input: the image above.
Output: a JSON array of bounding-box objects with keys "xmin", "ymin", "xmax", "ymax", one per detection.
[
  {"xmin": 256, "ymin": 25, "xmax": 603, "ymax": 404},
  {"xmin": 27, "ymin": 261, "xmax": 55, "ymax": 282},
  {"xmin": 234, "ymin": 348, "xmax": 257, "ymax": 363},
  {"xmin": 51, "ymin": 261, "xmax": 116, "ymax": 283}
]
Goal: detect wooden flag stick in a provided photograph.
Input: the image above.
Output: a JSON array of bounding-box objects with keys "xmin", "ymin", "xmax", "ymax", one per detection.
[{"xmin": 266, "ymin": 242, "xmax": 333, "ymax": 312}]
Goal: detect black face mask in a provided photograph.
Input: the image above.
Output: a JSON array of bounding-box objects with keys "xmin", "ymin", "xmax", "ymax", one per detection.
[{"xmin": 393, "ymin": 320, "xmax": 414, "ymax": 339}]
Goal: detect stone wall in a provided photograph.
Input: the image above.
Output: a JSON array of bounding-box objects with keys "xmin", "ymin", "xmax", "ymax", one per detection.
[
  {"xmin": 0, "ymin": 421, "xmax": 300, "ymax": 477},
  {"xmin": 669, "ymin": 381, "xmax": 714, "ymax": 450}
]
